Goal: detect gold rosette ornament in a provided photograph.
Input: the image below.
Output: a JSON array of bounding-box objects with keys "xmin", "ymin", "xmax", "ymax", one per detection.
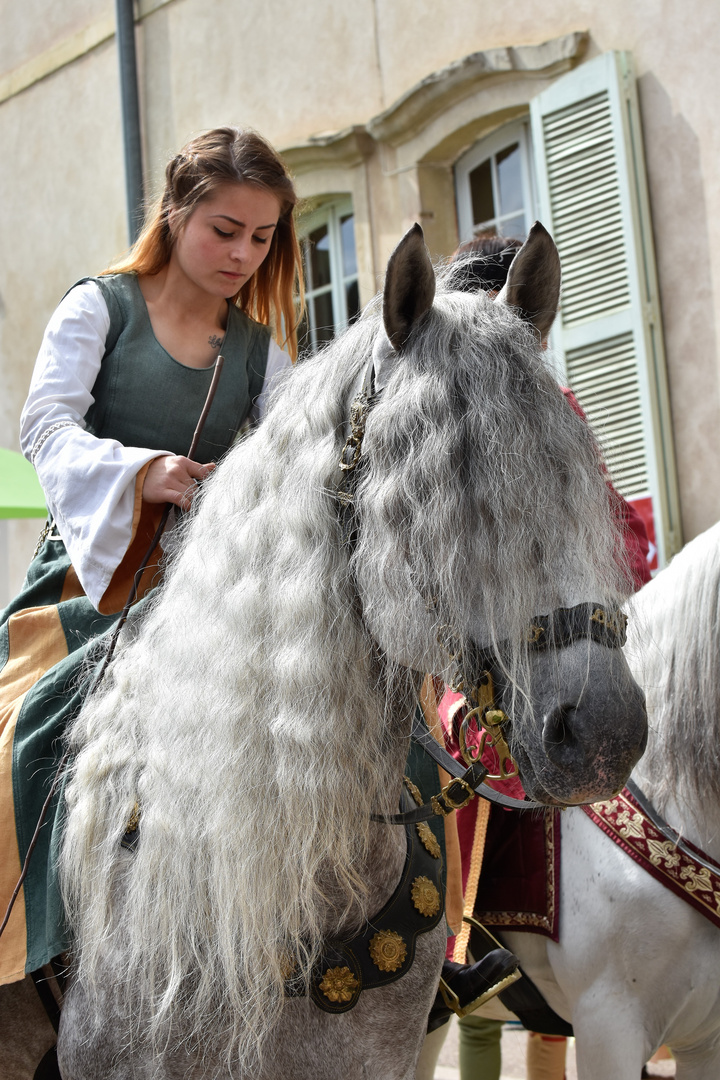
[
  {"xmin": 369, "ymin": 930, "xmax": 407, "ymax": 972},
  {"xmin": 416, "ymin": 821, "xmax": 441, "ymax": 858},
  {"xmin": 319, "ymin": 966, "xmax": 359, "ymax": 1003},
  {"xmin": 411, "ymin": 875, "xmax": 441, "ymax": 917}
]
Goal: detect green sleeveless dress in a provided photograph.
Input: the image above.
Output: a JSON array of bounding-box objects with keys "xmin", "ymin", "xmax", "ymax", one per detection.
[{"xmin": 0, "ymin": 273, "xmax": 270, "ymax": 981}]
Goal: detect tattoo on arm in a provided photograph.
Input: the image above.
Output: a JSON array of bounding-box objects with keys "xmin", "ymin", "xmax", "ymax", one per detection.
[{"xmin": 208, "ymin": 334, "xmax": 223, "ymax": 349}]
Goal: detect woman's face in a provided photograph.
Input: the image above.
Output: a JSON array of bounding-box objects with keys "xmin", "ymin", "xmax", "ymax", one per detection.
[{"xmin": 170, "ymin": 182, "xmax": 281, "ymax": 298}]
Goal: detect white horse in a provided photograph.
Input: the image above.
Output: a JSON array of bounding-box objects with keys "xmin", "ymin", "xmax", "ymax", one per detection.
[
  {"xmin": 52, "ymin": 223, "xmax": 647, "ymax": 1079},
  {"xmin": 504, "ymin": 521, "xmax": 720, "ymax": 1080}
]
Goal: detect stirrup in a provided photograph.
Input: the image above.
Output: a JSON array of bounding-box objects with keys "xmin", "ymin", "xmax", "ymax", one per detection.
[{"xmin": 437, "ymin": 967, "xmax": 521, "ymax": 1019}]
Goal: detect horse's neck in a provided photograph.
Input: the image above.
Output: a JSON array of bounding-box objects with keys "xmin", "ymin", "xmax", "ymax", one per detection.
[
  {"xmin": 321, "ymin": 743, "xmax": 411, "ymax": 936},
  {"xmin": 632, "ymin": 762, "xmax": 720, "ymax": 865}
]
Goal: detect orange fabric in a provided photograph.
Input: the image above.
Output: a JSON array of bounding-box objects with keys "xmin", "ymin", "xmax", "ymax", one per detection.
[
  {"xmin": 59, "ymin": 563, "xmax": 84, "ymax": 604},
  {"xmin": 98, "ymin": 462, "xmax": 164, "ymax": 615},
  {"xmin": 0, "ymin": 606, "xmax": 69, "ymax": 984},
  {"xmin": 420, "ymin": 675, "xmax": 464, "ymax": 935}
]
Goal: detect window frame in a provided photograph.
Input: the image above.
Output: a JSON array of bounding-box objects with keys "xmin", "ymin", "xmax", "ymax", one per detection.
[
  {"xmin": 454, "ymin": 120, "xmax": 537, "ymax": 244},
  {"xmin": 298, "ymin": 196, "xmax": 359, "ymax": 355}
]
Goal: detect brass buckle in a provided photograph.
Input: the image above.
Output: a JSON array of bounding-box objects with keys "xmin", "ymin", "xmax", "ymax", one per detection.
[{"xmin": 431, "ymin": 777, "xmax": 475, "ymax": 816}]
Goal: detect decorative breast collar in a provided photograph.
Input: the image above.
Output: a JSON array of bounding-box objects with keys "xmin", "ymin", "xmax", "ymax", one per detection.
[
  {"xmin": 288, "ymin": 784, "xmax": 445, "ymax": 1013},
  {"xmin": 582, "ymin": 782, "xmax": 720, "ymax": 930},
  {"xmin": 121, "ymin": 786, "xmax": 444, "ymax": 1014}
]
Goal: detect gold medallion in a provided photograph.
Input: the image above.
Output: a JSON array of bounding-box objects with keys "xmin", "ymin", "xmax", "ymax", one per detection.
[
  {"xmin": 369, "ymin": 930, "xmax": 407, "ymax": 972},
  {"xmin": 403, "ymin": 776, "xmax": 424, "ymax": 806},
  {"xmin": 319, "ymin": 965, "xmax": 359, "ymax": 1003},
  {"xmin": 416, "ymin": 821, "xmax": 441, "ymax": 858},
  {"xmin": 411, "ymin": 875, "xmax": 441, "ymax": 917}
]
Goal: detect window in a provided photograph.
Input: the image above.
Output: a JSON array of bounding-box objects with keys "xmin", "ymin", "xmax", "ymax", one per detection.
[
  {"xmin": 298, "ymin": 198, "xmax": 361, "ymax": 356},
  {"xmin": 454, "ymin": 122, "xmax": 536, "ymax": 243}
]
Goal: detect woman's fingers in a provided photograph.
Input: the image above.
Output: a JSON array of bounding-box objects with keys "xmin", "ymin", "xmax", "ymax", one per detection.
[{"xmin": 142, "ymin": 456, "xmax": 216, "ymax": 508}]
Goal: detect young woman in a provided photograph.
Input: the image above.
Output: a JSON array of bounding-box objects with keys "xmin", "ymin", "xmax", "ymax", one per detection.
[{"xmin": 0, "ymin": 126, "xmax": 304, "ymax": 987}]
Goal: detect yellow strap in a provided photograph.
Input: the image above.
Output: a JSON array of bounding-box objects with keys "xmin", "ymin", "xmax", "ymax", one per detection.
[{"xmin": 452, "ymin": 795, "xmax": 490, "ymax": 963}]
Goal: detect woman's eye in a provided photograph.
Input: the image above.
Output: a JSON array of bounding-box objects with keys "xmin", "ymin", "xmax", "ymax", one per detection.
[
  {"xmin": 214, "ymin": 227, "xmax": 233, "ymax": 238},
  {"xmin": 253, "ymin": 235, "xmax": 269, "ymax": 245}
]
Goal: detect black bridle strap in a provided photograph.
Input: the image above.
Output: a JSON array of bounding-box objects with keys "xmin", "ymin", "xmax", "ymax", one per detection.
[
  {"xmin": 375, "ymin": 601, "xmax": 629, "ymax": 824},
  {"xmin": 371, "ymin": 712, "xmax": 546, "ymax": 823},
  {"xmin": 626, "ymin": 779, "xmax": 720, "ymax": 878}
]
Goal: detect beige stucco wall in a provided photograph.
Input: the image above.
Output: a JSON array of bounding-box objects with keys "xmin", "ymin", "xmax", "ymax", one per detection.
[{"xmin": 0, "ymin": 0, "xmax": 718, "ymax": 600}]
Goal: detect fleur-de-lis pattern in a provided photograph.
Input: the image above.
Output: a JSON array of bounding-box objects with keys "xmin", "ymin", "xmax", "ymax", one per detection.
[
  {"xmin": 615, "ymin": 807, "xmax": 646, "ymax": 839},
  {"xmin": 583, "ymin": 790, "xmax": 720, "ymax": 931},
  {"xmin": 647, "ymin": 838, "xmax": 682, "ymax": 869}
]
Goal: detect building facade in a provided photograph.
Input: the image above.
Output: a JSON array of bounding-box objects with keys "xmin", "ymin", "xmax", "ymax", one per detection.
[{"xmin": 1, "ymin": 0, "xmax": 718, "ymax": 602}]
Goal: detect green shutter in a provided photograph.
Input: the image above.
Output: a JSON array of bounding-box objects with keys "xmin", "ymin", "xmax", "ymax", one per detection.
[{"xmin": 530, "ymin": 51, "xmax": 681, "ymax": 568}]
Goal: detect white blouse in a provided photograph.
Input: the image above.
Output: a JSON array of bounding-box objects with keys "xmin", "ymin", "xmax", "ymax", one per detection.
[{"xmin": 20, "ymin": 281, "xmax": 291, "ymax": 610}]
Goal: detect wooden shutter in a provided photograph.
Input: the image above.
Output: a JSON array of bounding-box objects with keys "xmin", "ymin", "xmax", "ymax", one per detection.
[{"xmin": 530, "ymin": 51, "xmax": 681, "ymax": 569}]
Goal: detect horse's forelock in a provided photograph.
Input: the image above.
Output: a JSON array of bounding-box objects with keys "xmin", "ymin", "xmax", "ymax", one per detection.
[{"xmin": 354, "ymin": 283, "xmax": 628, "ymax": 701}]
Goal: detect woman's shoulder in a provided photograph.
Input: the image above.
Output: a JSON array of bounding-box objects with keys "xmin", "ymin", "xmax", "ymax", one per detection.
[
  {"xmin": 225, "ymin": 303, "xmax": 273, "ymax": 363},
  {"xmin": 61, "ymin": 272, "xmax": 138, "ymax": 318},
  {"xmin": 226, "ymin": 302, "xmax": 272, "ymax": 338}
]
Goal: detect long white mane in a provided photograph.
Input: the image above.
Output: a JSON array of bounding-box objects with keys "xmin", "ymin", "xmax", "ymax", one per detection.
[
  {"xmin": 60, "ymin": 268, "xmax": 629, "ymax": 1065},
  {"xmin": 628, "ymin": 521, "xmax": 720, "ymax": 812}
]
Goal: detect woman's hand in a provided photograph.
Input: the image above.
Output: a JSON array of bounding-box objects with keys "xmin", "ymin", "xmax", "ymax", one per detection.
[{"xmin": 142, "ymin": 455, "xmax": 216, "ymax": 510}]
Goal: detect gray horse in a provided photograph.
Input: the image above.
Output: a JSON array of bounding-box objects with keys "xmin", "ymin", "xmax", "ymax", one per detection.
[{"xmin": 53, "ymin": 223, "xmax": 646, "ymax": 1079}]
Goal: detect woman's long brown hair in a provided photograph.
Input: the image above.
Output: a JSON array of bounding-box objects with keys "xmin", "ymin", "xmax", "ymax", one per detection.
[{"xmin": 104, "ymin": 127, "xmax": 304, "ymax": 359}]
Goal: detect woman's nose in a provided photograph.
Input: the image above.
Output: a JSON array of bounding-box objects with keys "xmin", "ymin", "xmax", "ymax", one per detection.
[{"xmin": 230, "ymin": 235, "xmax": 252, "ymax": 263}]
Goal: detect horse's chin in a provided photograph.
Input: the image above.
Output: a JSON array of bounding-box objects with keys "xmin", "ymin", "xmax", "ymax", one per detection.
[{"xmin": 511, "ymin": 742, "xmax": 632, "ymax": 808}]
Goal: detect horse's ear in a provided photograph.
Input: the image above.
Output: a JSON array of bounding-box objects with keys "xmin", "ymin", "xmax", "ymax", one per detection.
[
  {"xmin": 496, "ymin": 221, "xmax": 561, "ymax": 339},
  {"xmin": 383, "ymin": 223, "xmax": 436, "ymax": 351}
]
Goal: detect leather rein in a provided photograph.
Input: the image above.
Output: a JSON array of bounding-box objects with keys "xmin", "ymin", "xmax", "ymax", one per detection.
[{"xmin": 337, "ymin": 354, "xmax": 629, "ymax": 822}]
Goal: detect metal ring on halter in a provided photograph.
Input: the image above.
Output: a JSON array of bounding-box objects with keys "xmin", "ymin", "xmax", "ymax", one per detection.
[{"xmin": 458, "ymin": 700, "xmax": 519, "ymax": 782}]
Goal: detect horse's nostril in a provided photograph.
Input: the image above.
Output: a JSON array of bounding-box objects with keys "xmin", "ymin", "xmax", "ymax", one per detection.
[{"xmin": 542, "ymin": 705, "xmax": 577, "ymax": 761}]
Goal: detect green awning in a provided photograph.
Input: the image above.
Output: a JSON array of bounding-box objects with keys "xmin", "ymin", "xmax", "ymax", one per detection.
[{"xmin": 0, "ymin": 448, "xmax": 47, "ymax": 519}]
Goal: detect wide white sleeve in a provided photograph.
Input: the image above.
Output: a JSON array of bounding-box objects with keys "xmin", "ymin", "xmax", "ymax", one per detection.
[
  {"xmin": 251, "ymin": 338, "xmax": 293, "ymax": 421},
  {"xmin": 20, "ymin": 280, "xmax": 169, "ymax": 609}
]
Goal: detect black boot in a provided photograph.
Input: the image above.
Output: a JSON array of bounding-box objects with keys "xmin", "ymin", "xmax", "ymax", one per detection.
[{"xmin": 427, "ymin": 949, "xmax": 520, "ymax": 1032}]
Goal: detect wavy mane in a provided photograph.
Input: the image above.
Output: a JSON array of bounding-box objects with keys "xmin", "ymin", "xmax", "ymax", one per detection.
[
  {"xmin": 628, "ymin": 521, "xmax": 720, "ymax": 812},
  {"xmin": 60, "ymin": 268, "xmax": 628, "ymax": 1067}
]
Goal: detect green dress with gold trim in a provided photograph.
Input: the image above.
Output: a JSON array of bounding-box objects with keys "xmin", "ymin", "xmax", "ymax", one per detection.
[{"xmin": 0, "ymin": 273, "xmax": 270, "ymax": 982}]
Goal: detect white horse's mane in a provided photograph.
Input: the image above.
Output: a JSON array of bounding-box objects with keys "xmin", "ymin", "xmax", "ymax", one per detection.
[
  {"xmin": 60, "ymin": 270, "xmax": 629, "ymax": 1066},
  {"xmin": 628, "ymin": 520, "xmax": 720, "ymax": 812}
]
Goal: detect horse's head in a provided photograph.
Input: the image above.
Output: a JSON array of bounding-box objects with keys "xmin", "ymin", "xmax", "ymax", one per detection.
[{"xmin": 352, "ymin": 223, "xmax": 647, "ymax": 805}]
